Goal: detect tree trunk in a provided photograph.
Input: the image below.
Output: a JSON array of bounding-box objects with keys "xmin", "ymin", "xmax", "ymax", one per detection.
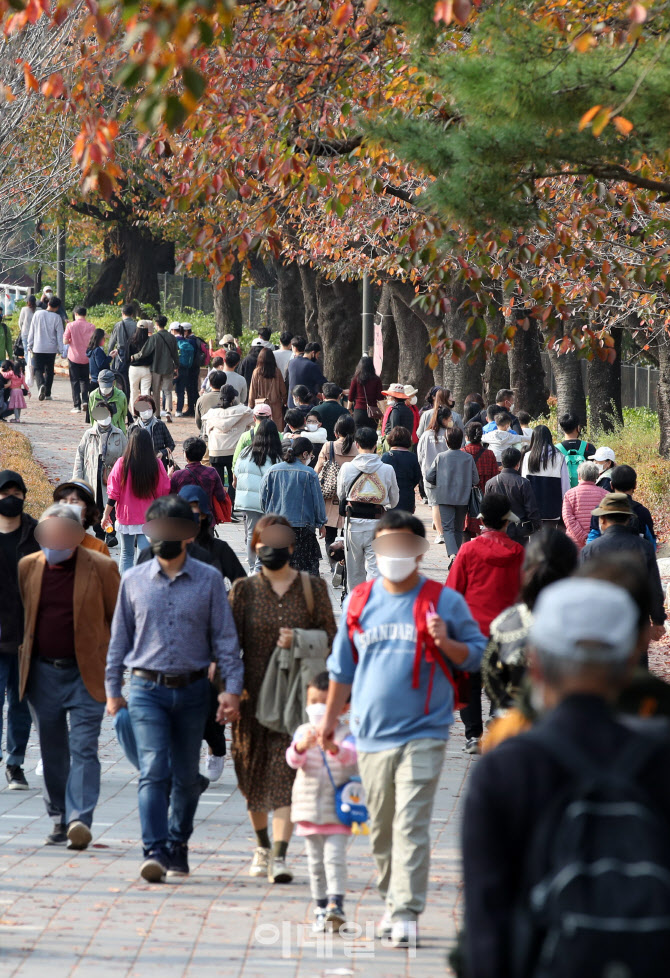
[
  {"xmin": 299, "ymin": 265, "xmax": 319, "ymax": 341},
  {"xmin": 247, "ymin": 253, "xmax": 277, "ymax": 289},
  {"xmin": 377, "ymin": 283, "xmax": 399, "ymax": 387},
  {"xmin": 387, "ymin": 282, "xmax": 435, "ymax": 400},
  {"xmin": 84, "ymin": 253, "xmax": 125, "ymax": 307},
  {"xmin": 316, "ymin": 275, "xmax": 362, "ymax": 387},
  {"xmin": 213, "ymin": 259, "xmax": 242, "ymax": 338},
  {"xmin": 654, "ymin": 332, "xmax": 670, "ymax": 458},
  {"xmin": 439, "ymin": 281, "xmax": 486, "ymax": 413},
  {"xmin": 273, "ymin": 259, "xmax": 305, "ymax": 337},
  {"xmin": 508, "ymin": 317, "xmax": 549, "ymax": 418},
  {"xmin": 548, "ymin": 349, "xmax": 587, "ymax": 425},
  {"xmin": 84, "ymin": 226, "xmax": 174, "ymax": 309},
  {"xmin": 587, "ymin": 326, "xmax": 624, "ymax": 434},
  {"xmin": 482, "ymin": 353, "xmax": 511, "ymax": 405}
]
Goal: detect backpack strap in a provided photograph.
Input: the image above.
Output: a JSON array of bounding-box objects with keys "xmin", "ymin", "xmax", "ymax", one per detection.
[
  {"xmin": 556, "ymin": 443, "xmax": 568, "ymax": 458},
  {"xmin": 346, "ymin": 580, "xmax": 375, "ymax": 665},
  {"xmin": 413, "ymin": 579, "xmax": 463, "ymax": 714},
  {"xmin": 527, "ymin": 723, "xmax": 669, "ymax": 784},
  {"xmin": 579, "ymin": 440, "xmax": 587, "ymax": 456},
  {"xmin": 329, "ymin": 441, "xmax": 335, "ymax": 463},
  {"xmin": 300, "ymin": 571, "xmax": 314, "ymax": 620}
]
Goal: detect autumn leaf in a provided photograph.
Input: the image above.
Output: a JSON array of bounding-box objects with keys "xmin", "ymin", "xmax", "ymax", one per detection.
[
  {"xmin": 578, "ymin": 104, "xmax": 601, "ymax": 131},
  {"xmin": 613, "ymin": 115, "xmax": 633, "ymax": 136},
  {"xmin": 23, "ymin": 63, "xmax": 38, "ymax": 92},
  {"xmin": 332, "ymin": 2, "xmax": 353, "ymax": 28},
  {"xmin": 434, "ymin": 0, "xmax": 453, "ymax": 25},
  {"xmin": 572, "ymin": 32, "xmax": 596, "ymax": 53},
  {"xmin": 591, "ymin": 108, "xmax": 612, "ymax": 137},
  {"xmin": 453, "ymin": 0, "xmax": 471, "ymax": 25},
  {"xmin": 629, "ymin": 3, "xmax": 647, "ymax": 24}
]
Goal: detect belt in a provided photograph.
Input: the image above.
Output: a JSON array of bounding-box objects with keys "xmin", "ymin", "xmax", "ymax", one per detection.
[
  {"xmin": 40, "ymin": 656, "xmax": 78, "ymax": 669},
  {"xmin": 131, "ymin": 667, "xmax": 207, "ymax": 689}
]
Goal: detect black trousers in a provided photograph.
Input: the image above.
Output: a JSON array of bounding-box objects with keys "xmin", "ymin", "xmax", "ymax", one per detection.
[
  {"xmin": 211, "ymin": 455, "xmax": 235, "ymax": 506},
  {"xmin": 460, "ymin": 671, "xmax": 484, "ymax": 740},
  {"xmin": 32, "ymin": 352, "xmax": 56, "ymax": 396},
  {"xmin": 69, "ymin": 361, "xmax": 90, "ymax": 408},
  {"xmin": 353, "ymin": 408, "xmax": 377, "ymax": 430},
  {"xmin": 185, "ymin": 367, "xmax": 200, "ymax": 414}
]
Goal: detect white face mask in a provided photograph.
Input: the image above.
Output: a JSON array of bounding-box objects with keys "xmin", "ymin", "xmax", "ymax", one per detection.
[
  {"xmin": 305, "ymin": 702, "xmax": 327, "ymax": 726},
  {"xmin": 376, "ymin": 554, "xmax": 417, "ymax": 583},
  {"xmin": 305, "ymin": 423, "xmax": 318, "ymax": 432},
  {"xmin": 139, "ymin": 409, "xmax": 153, "ymax": 421},
  {"xmin": 97, "ymin": 417, "xmax": 111, "ymax": 428},
  {"xmin": 99, "ymin": 385, "xmax": 113, "ymax": 396}
]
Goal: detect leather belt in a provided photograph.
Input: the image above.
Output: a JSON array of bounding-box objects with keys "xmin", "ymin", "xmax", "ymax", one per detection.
[
  {"xmin": 131, "ymin": 667, "xmax": 208, "ymax": 689},
  {"xmin": 40, "ymin": 656, "xmax": 78, "ymax": 669}
]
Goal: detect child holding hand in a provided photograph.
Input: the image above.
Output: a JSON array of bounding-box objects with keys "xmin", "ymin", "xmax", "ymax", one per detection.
[
  {"xmin": 286, "ymin": 671, "xmax": 357, "ymax": 933},
  {"xmin": 0, "ymin": 359, "xmax": 29, "ymax": 422}
]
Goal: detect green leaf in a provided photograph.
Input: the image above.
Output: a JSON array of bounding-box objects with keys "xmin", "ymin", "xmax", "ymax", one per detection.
[
  {"xmin": 182, "ymin": 67, "xmax": 207, "ymax": 100},
  {"xmin": 164, "ymin": 95, "xmax": 187, "ymax": 131}
]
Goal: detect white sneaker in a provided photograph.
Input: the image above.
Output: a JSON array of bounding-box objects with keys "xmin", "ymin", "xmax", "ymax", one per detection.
[
  {"xmin": 434, "ymin": 534, "xmax": 444, "ymax": 545},
  {"xmin": 268, "ymin": 854, "xmax": 293, "ymax": 884},
  {"xmin": 249, "ymin": 846, "xmax": 270, "ymax": 878},
  {"xmin": 376, "ymin": 911, "xmax": 393, "ymax": 939},
  {"xmin": 70, "ymin": 408, "xmax": 80, "ymax": 414},
  {"xmin": 391, "ymin": 919, "xmax": 418, "ymax": 948},
  {"xmin": 313, "ymin": 907, "xmax": 327, "ymax": 933},
  {"xmin": 35, "ymin": 758, "xmax": 43, "ymax": 776},
  {"xmin": 204, "ymin": 753, "xmax": 224, "ymax": 781}
]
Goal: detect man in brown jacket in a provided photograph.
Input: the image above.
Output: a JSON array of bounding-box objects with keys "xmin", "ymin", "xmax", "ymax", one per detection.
[{"xmin": 19, "ymin": 504, "xmax": 120, "ymax": 849}]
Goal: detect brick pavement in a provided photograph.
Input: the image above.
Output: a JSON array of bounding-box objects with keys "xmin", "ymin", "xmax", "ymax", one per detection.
[{"xmin": 1, "ymin": 377, "xmax": 470, "ymax": 978}]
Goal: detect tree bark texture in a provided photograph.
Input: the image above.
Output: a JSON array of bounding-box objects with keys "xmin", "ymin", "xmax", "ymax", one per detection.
[
  {"xmin": 84, "ymin": 226, "xmax": 174, "ymax": 308},
  {"xmin": 508, "ymin": 318, "xmax": 549, "ymax": 418},
  {"xmin": 482, "ymin": 352, "xmax": 511, "ymax": 406},
  {"xmin": 213, "ymin": 259, "xmax": 242, "ymax": 338},
  {"xmin": 299, "ymin": 265, "xmax": 319, "ymax": 341},
  {"xmin": 273, "ymin": 259, "xmax": 306, "ymax": 337},
  {"xmin": 654, "ymin": 332, "xmax": 670, "ymax": 458},
  {"xmin": 315, "ymin": 275, "xmax": 362, "ymax": 388},
  {"xmin": 377, "ymin": 283, "xmax": 399, "ymax": 387},
  {"xmin": 439, "ymin": 281, "xmax": 486, "ymax": 413},
  {"xmin": 548, "ymin": 348, "xmax": 587, "ymax": 425},
  {"xmin": 587, "ymin": 325, "xmax": 624, "ymax": 434},
  {"xmin": 387, "ymin": 282, "xmax": 435, "ymax": 401}
]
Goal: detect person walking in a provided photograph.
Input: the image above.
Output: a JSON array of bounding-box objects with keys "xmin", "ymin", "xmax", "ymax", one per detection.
[
  {"xmin": 336, "ymin": 426, "xmax": 399, "ymax": 589},
  {"xmin": 381, "ymin": 384, "xmax": 415, "ymax": 439},
  {"xmin": 286, "ymin": 336, "xmax": 326, "ymax": 409},
  {"xmin": 201, "ymin": 385, "xmax": 254, "ymax": 512},
  {"xmin": 105, "ymin": 494, "xmax": 243, "ymax": 882},
  {"xmin": 73, "ymin": 402, "xmax": 127, "ymax": 546},
  {"xmin": 424, "ymin": 426, "xmax": 480, "ymax": 567},
  {"xmin": 53, "ymin": 480, "xmax": 111, "ymax": 556},
  {"xmin": 19, "ymin": 504, "xmax": 119, "ymax": 848},
  {"xmin": 102, "ymin": 427, "xmax": 171, "ymax": 574},
  {"xmin": 380, "ymin": 425, "xmax": 424, "ymax": 513},
  {"xmin": 88, "ymin": 369, "xmax": 129, "ymax": 434},
  {"xmin": 181, "ymin": 323, "xmax": 205, "ymax": 416},
  {"xmin": 463, "ymin": 421, "xmax": 500, "ymax": 540},
  {"xmin": 347, "ymin": 356, "xmax": 384, "ymax": 430},
  {"xmin": 228, "ymin": 515, "xmax": 336, "ymax": 884},
  {"xmin": 169, "ymin": 436, "xmax": 231, "ymax": 523},
  {"xmin": 260, "ymin": 438, "xmax": 327, "ymax": 575},
  {"xmin": 234, "ymin": 418, "xmax": 284, "ymax": 571},
  {"xmin": 222, "ymin": 350, "xmax": 248, "ymax": 403},
  {"xmin": 521, "ymin": 424, "xmax": 570, "ymax": 525},
  {"xmin": 127, "ymin": 323, "xmax": 153, "ymax": 412},
  {"xmin": 130, "ymin": 316, "xmax": 179, "ymax": 416},
  {"xmin": 63, "ymin": 306, "xmax": 95, "ymax": 413},
  {"xmin": 0, "ymin": 470, "xmax": 39, "ymax": 790},
  {"xmin": 311, "ymin": 383, "xmax": 348, "ymax": 440},
  {"xmin": 485, "ymin": 447, "xmax": 542, "ymax": 545},
  {"xmin": 417, "ymin": 406, "xmax": 453, "ymax": 544},
  {"xmin": 108, "ymin": 304, "xmax": 137, "ymax": 384},
  {"xmin": 315, "ymin": 414, "xmax": 358, "ymax": 550},
  {"xmin": 175, "ymin": 485, "xmax": 247, "ymax": 584},
  {"xmin": 589, "ymin": 446, "xmax": 616, "ymax": 491},
  {"xmin": 321, "ymin": 511, "xmax": 486, "ymax": 947},
  {"xmin": 26, "ymin": 294, "xmax": 65, "ymax": 401},
  {"xmin": 86, "ymin": 329, "xmax": 111, "ymax": 392},
  {"xmin": 195, "ymin": 368, "xmax": 225, "ymax": 430},
  {"xmin": 127, "ymin": 395, "xmax": 175, "ymax": 466},
  {"xmin": 18, "ymin": 295, "xmax": 36, "ymax": 352},
  {"xmin": 233, "ymin": 402, "xmax": 273, "ymax": 467},
  {"xmin": 561, "ymin": 461, "xmax": 608, "ymax": 549},
  {"xmin": 248, "ymin": 348, "xmax": 288, "ymax": 428},
  {"xmin": 417, "ymin": 388, "xmax": 464, "ymax": 438}
]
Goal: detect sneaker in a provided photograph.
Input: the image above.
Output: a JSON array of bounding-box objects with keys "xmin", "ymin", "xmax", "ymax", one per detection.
[
  {"xmin": 164, "ymin": 413, "xmax": 172, "ymax": 424},
  {"xmin": 198, "ymin": 773, "xmax": 210, "ymax": 795},
  {"xmin": 332, "ymin": 564, "xmax": 344, "ymax": 589},
  {"xmin": 35, "ymin": 758, "xmax": 43, "ymax": 777},
  {"xmin": 204, "ymin": 753, "xmax": 224, "ymax": 782},
  {"xmin": 45, "ymin": 824, "xmax": 68, "ymax": 846},
  {"xmin": 70, "ymin": 407, "xmax": 80, "ymax": 414},
  {"xmin": 249, "ymin": 846, "xmax": 271, "ymax": 878},
  {"xmin": 166, "ymin": 843, "xmax": 189, "ymax": 877},
  {"xmin": 391, "ymin": 919, "xmax": 418, "ymax": 948},
  {"xmin": 5, "ymin": 764, "xmax": 29, "ymax": 790},
  {"xmin": 325, "ymin": 900, "xmax": 346, "ymax": 931},
  {"xmin": 175, "ymin": 411, "xmax": 183, "ymax": 418},
  {"xmin": 106, "ymin": 533, "xmax": 118, "ymax": 548},
  {"xmin": 140, "ymin": 850, "xmax": 168, "ymax": 883},
  {"xmin": 376, "ymin": 911, "xmax": 393, "ymax": 939},
  {"xmin": 447, "ymin": 554, "xmax": 456, "ymax": 572},
  {"xmin": 464, "ymin": 737, "xmax": 481, "ymax": 755},
  {"xmin": 434, "ymin": 534, "xmax": 444, "ymax": 545},
  {"xmin": 67, "ymin": 820, "xmax": 92, "ymax": 850},
  {"xmin": 268, "ymin": 854, "xmax": 293, "ymax": 884},
  {"xmin": 38, "ymin": 384, "xmax": 46, "ymax": 401},
  {"xmin": 313, "ymin": 907, "xmax": 327, "ymax": 934}
]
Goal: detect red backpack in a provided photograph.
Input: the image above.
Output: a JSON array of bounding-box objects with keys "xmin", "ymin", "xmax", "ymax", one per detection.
[{"xmin": 346, "ymin": 578, "xmax": 470, "ymax": 714}]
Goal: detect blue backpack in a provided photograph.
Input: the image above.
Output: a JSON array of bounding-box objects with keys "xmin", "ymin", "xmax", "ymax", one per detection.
[{"xmin": 177, "ymin": 338, "xmax": 195, "ymax": 368}]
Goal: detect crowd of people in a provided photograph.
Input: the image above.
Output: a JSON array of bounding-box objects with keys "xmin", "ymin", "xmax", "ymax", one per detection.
[{"xmin": 0, "ymin": 303, "xmax": 668, "ymax": 973}]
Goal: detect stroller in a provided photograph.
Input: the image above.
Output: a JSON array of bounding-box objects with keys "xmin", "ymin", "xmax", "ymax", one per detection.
[{"xmin": 328, "ymin": 537, "xmax": 348, "ymax": 605}]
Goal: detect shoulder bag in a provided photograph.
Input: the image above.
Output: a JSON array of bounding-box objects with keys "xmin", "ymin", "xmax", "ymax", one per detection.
[
  {"xmin": 318, "ymin": 442, "xmax": 339, "ymax": 501},
  {"xmin": 364, "ymin": 387, "xmax": 383, "ymax": 422}
]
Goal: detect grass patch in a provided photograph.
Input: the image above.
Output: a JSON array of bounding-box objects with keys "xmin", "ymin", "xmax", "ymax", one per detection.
[{"xmin": 0, "ymin": 424, "xmax": 54, "ymax": 519}]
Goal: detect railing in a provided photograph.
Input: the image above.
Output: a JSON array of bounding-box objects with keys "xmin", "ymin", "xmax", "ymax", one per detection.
[{"xmin": 540, "ymin": 353, "xmax": 659, "ymax": 411}]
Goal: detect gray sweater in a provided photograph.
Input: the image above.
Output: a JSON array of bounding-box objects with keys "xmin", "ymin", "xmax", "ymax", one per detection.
[{"xmin": 425, "ymin": 448, "xmax": 479, "ymax": 506}]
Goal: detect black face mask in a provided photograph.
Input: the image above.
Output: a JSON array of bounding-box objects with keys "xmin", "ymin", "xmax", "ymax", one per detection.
[
  {"xmin": 257, "ymin": 545, "xmax": 290, "ymax": 571},
  {"xmin": 150, "ymin": 539, "xmax": 184, "ymax": 560},
  {"xmin": 0, "ymin": 495, "xmax": 24, "ymax": 518}
]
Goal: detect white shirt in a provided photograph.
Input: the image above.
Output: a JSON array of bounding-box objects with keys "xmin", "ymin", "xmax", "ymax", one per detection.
[{"xmin": 274, "ymin": 348, "xmax": 293, "ymax": 375}]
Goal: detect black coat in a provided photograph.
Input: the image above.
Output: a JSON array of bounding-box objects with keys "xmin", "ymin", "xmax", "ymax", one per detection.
[
  {"xmin": 0, "ymin": 513, "xmax": 39, "ymax": 653},
  {"xmin": 582, "ymin": 523, "xmax": 665, "ymax": 624},
  {"xmin": 381, "ymin": 449, "xmax": 424, "ymax": 512},
  {"xmin": 137, "ymin": 537, "xmax": 246, "ymax": 586},
  {"xmin": 484, "ymin": 468, "xmax": 541, "ymax": 541}
]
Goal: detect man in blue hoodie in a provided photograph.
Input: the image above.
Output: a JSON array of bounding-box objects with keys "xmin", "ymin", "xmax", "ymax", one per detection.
[{"xmin": 320, "ymin": 510, "xmax": 485, "ymax": 949}]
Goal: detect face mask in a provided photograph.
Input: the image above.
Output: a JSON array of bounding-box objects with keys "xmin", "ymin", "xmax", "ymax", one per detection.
[
  {"xmin": 509, "ymin": 403, "xmax": 516, "ymax": 413},
  {"xmin": 305, "ymin": 423, "xmax": 318, "ymax": 432},
  {"xmin": 376, "ymin": 554, "xmax": 417, "ymax": 583},
  {"xmin": 99, "ymin": 385, "xmax": 113, "ymax": 396},
  {"xmin": 257, "ymin": 545, "xmax": 290, "ymax": 571},
  {"xmin": 150, "ymin": 539, "xmax": 183, "ymax": 560},
  {"xmin": 305, "ymin": 702, "xmax": 327, "ymax": 726},
  {"xmin": 139, "ymin": 409, "xmax": 153, "ymax": 421},
  {"xmin": 41, "ymin": 545, "xmax": 73, "ymax": 565},
  {"xmin": 0, "ymin": 495, "xmax": 24, "ymax": 518},
  {"xmin": 97, "ymin": 417, "xmax": 112, "ymax": 428},
  {"xmin": 596, "ymin": 462, "xmax": 606, "ymax": 473}
]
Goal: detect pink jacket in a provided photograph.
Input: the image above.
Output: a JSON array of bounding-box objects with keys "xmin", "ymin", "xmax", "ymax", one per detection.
[
  {"xmin": 63, "ymin": 318, "xmax": 96, "ymax": 364},
  {"xmin": 106, "ymin": 456, "xmax": 171, "ymax": 526},
  {"xmin": 562, "ymin": 481, "xmax": 608, "ymax": 548}
]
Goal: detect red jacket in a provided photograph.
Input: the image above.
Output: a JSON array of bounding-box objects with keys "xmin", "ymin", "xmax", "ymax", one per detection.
[{"xmin": 446, "ymin": 530, "xmax": 525, "ymax": 638}]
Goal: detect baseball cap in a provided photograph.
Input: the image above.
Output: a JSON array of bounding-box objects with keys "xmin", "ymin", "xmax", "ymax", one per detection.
[
  {"xmin": 0, "ymin": 469, "xmax": 27, "ymax": 494},
  {"xmin": 221, "ymin": 334, "xmax": 236, "ymax": 346},
  {"xmin": 169, "ymin": 321, "xmax": 181, "ymax": 332},
  {"xmin": 381, "ymin": 383, "xmax": 410, "ymax": 399},
  {"xmin": 529, "ymin": 578, "xmax": 638, "ymax": 662},
  {"xmin": 252, "ymin": 403, "xmax": 273, "ymax": 418},
  {"xmin": 588, "ymin": 447, "xmax": 616, "ymax": 463},
  {"xmin": 177, "ymin": 484, "xmax": 212, "ymax": 517},
  {"xmin": 98, "ymin": 370, "xmax": 115, "ymax": 385},
  {"xmin": 181, "ymin": 322, "xmax": 193, "ymax": 332},
  {"xmin": 591, "ymin": 492, "xmax": 633, "ymax": 518}
]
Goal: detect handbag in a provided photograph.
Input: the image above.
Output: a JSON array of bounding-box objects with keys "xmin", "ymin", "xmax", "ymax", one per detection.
[
  {"xmin": 319, "ymin": 746, "xmax": 369, "ymax": 828},
  {"xmin": 468, "ymin": 485, "xmax": 483, "ymax": 519},
  {"xmin": 364, "ymin": 388, "xmax": 383, "ymax": 422},
  {"xmin": 318, "ymin": 441, "xmax": 339, "ymax": 501}
]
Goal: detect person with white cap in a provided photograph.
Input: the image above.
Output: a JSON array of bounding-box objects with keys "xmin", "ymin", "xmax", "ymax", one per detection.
[
  {"xmin": 130, "ymin": 316, "xmax": 179, "ymax": 416},
  {"xmin": 461, "ymin": 576, "xmax": 670, "ymax": 978},
  {"xmin": 588, "ymin": 445, "xmax": 616, "ymax": 491}
]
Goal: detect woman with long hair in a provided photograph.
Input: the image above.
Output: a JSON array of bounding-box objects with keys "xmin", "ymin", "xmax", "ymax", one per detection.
[
  {"xmin": 417, "ymin": 387, "xmax": 463, "ymax": 438},
  {"xmin": 314, "ymin": 412, "xmax": 357, "ymax": 549},
  {"xmin": 102, "ymin": 426, "xmax": 171, "ymax": 573},
  {"xmin": 127, "ymin": 394, "xmax": 175, "ymax": 465},
  {"xmin": 521, "ymin": 423, "xmax": 569, "ymax": 524},
  {"xmin": 86, "ymin": 329, "xmax": 111, "ymax": 413},
  {"xmin": 202, "ymin": 383, "xmax": 254, "ymax": 512},
  {"xmin": 260, "ymin": 437, "xmax": 326, "ymax": 575},
  {"xmin": 228, "ymin": 514, "xmax": 336, "ymax": 884},
  {"xmin": 463, "ymin": 392, "xmax": 485, "ymax": 425},
  {"xmin": 463, "ymin": 421, "xmax": 501, "ymax": 540},
  {"xmin": 127, "ymin": 324, "xmax": 152, "ymax": 413},
  {"xmin": 248, "ymin": 347, "xmax": 287, "ymax": 428},
  {"xmin": 417, "ymin": 405, "xmax": 454, "ymax": 544},
  {"xmin": 347, "ymin": 355, "xmax": 384, "ymax": 430},
  {"xmin": 234, "ymin": 418, "xmax": 284, "ymax": 571}
]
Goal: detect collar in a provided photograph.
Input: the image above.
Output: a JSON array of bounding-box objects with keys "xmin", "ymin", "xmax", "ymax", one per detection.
[
  {"xmin": 186, "ymin": 462, "xmax": 202, "ymax": 470},
  {"xmin": 151, "ymin": 553, "xmax": 193, "ymax": 580},
  {"xmin": 391, "ymin": 447, "xmax": 410, "ymax": 452}
]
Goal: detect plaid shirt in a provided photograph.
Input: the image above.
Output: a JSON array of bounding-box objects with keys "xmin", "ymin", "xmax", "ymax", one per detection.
[
  {"xmin": 170, "ymin": 462, "xmax": 227, "ymax": 512},
  {"xmin": 464, "ymin": 443, "xmax": 500, "ymax": 532}
]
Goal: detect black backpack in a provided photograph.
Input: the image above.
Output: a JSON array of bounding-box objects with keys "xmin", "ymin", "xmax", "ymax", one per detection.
[{"xmin": 512, "ymin": 726, "xmax": 670, "ymax": 978}]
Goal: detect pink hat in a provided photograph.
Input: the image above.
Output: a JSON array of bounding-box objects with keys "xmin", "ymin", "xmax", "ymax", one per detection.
[{"xmin": 253, "ymin": 403, "xmax": 272, "ymax": 417}]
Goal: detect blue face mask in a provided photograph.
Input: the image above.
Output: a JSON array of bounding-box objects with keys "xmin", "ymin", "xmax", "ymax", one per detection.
[{"xmin": 41, "ymin": 545, "xmax": 74, "ymax": 566}]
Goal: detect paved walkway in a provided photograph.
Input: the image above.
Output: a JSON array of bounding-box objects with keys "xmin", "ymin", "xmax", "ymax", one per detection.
[{"xmin": 1, "ymin": 377, "xmax": 467, "ymax": 978}]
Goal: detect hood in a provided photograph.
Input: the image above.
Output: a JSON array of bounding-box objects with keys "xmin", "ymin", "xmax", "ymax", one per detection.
[
  {"xmin": 352, "ymin": 453, "xmax": 385, "ymax": 472},
  {"xmin": 478, "ymin": 530, "xmax": 523, "ymax": 566},
  {"xmin": 205, "ymin": 404, "xmax": 251, "ymax": 430},
  {"xmin": 485, "ymin": 429, "xmax": 515, "ymax": 445}
]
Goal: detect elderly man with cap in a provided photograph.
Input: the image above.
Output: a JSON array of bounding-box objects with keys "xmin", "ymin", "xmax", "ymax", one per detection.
[
  {"xmin": 0, "ymin": 470, "xmax": 39, "ymax": 790},
  {"xmin": 583, "ymin": 492, "xmax": 666, "ymax": 642},
  {"xmin": 461, "ymin": 577, "xmax": 670, "ymax": 978},
  {"xmin": 321, "ymin": 509, "xmax": 485, "ymax": 948},
  {"xmin": 18, "ymin": 503, "xmax": 120, "ymax": 848},
  {"xmin": 105, "ymin": 494, "xmax": 243, "ymax": 883},
  {"xmin": 73, "ymin": 401, "xmax": 127, "ymax": 546},
  {"xmin": 88, "ymin": 369, "xmax": 129, "ymax": 434}
]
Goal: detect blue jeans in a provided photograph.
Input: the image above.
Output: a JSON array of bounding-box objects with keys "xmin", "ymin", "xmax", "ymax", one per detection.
[
  {"xmin": 128, "ymin": 675, "xmax": 209, "ymax": 855},
  {"xmin": 118, "ymin": 531, "xmax": 150, "ymax": 575},
  {"xmin": 26, "ymin": 659, "xmax": 104, "ymax": 827},
  {"xmin": 175, "ymin": 366, "xmax": 189, "ymax": 413},
  {"xmin": 0, "ymin": 653, "xmax": 32, "ymax": 765}
]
